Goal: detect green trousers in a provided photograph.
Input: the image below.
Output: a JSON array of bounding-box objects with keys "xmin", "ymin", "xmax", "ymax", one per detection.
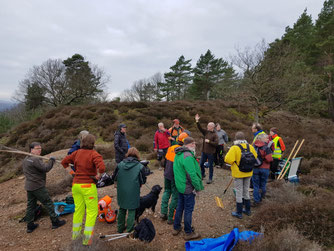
[
  {"xmin": 160, "ymin": 178, "xmax": 179, "ymax": 221},
  {"xmin": 117, "ymin": 208, "xmax": 135, "ymax": 233},
  {"xmin": 26, "ymin": 187, "xmax": 57, "ymax": 224}
]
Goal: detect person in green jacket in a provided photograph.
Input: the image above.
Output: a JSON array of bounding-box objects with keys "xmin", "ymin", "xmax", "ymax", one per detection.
[
  {"xmin": 172, "ymin": 137, "xmax": 204, "ymax": 241},
  {"xmin": 114, "ymin": 147, "xmax": 146, "ymax": 233}
]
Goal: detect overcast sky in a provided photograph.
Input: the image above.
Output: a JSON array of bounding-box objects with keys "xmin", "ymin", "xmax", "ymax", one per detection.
[{"xmin": 0, "ymin": 0, "xmax": 325, "ymax": 101}]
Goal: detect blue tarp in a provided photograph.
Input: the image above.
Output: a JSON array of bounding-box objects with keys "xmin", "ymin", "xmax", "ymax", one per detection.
[
  {"xmin": 54, "ymin": 202, "xmax": 75, "ymax": 216},
  {"xmin": 185, "ymin": 228, "xmax": 262, "ymax": 251}
]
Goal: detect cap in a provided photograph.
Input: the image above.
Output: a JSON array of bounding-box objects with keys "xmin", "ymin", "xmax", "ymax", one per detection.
[
  {"xmin": 183, "ymin": 137, "xmax": 195, "ymax": 145},
  {"xmin": 119, "ymin": 123, "xmax": 127, "ymax": 129}
]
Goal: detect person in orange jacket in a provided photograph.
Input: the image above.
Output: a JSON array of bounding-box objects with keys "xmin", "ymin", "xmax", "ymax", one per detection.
[{"xmin": 62, "ymin": 134, "xmax": 105, "ymax": 246}]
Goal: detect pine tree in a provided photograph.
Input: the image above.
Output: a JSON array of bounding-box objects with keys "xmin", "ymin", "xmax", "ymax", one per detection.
[
  {"xmin": 63, "ymin": 54, "xmax": 105, "ymax": 105},
  {"xmin": 313, "ymin": 0, "xmax": 334, "ymax": 120},
  {"xmin": 190, "ymin": 50, "xmax": 232, "ymax": 100},
  {"xmin": 163, "ymin": 55, "xmax": 192, "ymax": 101}
]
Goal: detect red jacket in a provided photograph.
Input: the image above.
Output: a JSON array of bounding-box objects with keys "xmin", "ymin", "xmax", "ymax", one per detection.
[
  {"xmin": 61, "ymin": 149, "xmax": 105, "ymax": 184},
  {"xmin": 254, "ymin": 140, "xmax": 273, "ymax": 169},
  {"xmin": 154, "ymin": 130, "xmax": 170, "ymax": 150}
]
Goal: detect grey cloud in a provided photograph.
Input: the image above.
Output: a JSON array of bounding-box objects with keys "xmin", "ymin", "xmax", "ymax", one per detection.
[{"xmin": 0, "ymin": 0, "xmax": 324, "ymax": 100}]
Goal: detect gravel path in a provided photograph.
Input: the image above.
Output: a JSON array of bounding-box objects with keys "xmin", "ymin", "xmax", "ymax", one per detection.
[{"xmin": 0, "ymin": 149, "xmax": 254, "ymax": 251}]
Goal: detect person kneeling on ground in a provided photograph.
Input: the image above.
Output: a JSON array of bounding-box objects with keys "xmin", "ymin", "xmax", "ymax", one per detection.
[
  {"xmin": 253, "ymin": 133, "xmax": 273, "ymax": 207},
  {"xmin": 225, "ymin": 132, "xmax": 257, "ymax": 219},
  {"xmin": 62, "ymin": 134, "xmax": 105, "ymax": 246},
  {"xmin": 23, "ymin": 142, "xmax": 66, "ymax": 233},
  {"xmin": 173, "ymin": 137, "xmax": 204, "ymax": 241},
  {"xmin": 113, "ymin": 147, "xmax": 147, "ymax": 233}
]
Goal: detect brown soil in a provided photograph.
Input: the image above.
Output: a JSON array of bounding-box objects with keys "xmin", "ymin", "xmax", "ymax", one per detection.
[{"xmin": 0, "ymin": 149, "xmax": 253, "ymax": 251}]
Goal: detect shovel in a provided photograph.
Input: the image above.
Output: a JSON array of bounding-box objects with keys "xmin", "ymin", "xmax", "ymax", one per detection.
[{"xmin": 215, "ymin": 178, "xmax": 233, "ymax": 209}]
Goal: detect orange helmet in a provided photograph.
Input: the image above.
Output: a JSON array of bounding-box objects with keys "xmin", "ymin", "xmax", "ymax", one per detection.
[{"xmin": 177, "ymin": 132, "xmax": 189, "ymax": 143}]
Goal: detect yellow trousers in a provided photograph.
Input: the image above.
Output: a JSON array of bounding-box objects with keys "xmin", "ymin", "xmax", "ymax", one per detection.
[{"xmin": 72, "ymin": 183, "xmax": 98, "ymax": 245}]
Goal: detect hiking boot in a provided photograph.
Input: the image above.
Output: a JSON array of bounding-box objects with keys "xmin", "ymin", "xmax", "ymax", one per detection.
[
  {"xmin": 27, "ymin": 222, "xmax": 39, "ymax": 233},
  {"xmin": 52, "ymin": 218, "xmax": 66, "ymax": 229},
  {"xmin": 160, "ymin": 214, "xmax": 167, "ymax": 221},
  {"xmin": 167, "ymin": 219, "xmax": 173, "ymax": 225},
  {"xmin": 231, "ymin": 203, "xmax": 243, "ymax": 219},
  {"xmin": 252, "ymin": 201, "xmax": 261, "ymax": 207},
  {"xmin": 242, "ymin": 199, "xmax": 251, "ymax": 216},
  {"xmin": 206, "ymin": 179, "xmax": 212, "ymax": 184},
  {"xmin": 184, "ymin": 231, "xmax": 201, "ymax": 241},
  {"xmin": 172, "ymin": 228, "xmax": 181, "ymax": 236}
]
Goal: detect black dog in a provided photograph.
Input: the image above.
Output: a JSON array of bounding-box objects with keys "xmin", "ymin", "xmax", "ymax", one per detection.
[{"xmin": 135, "ymin": 185, "xmax": 162, "ymax": 222}]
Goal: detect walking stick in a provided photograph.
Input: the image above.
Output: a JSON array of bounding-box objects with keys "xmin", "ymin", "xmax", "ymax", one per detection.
[{"xmin": 278, "ymin": 139, "xmax": 304, "ymax": 180}]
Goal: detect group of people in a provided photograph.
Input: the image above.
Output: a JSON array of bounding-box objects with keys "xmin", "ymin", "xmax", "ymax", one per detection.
[
  {"xmin": 224, "ymin": 123, "xmax": 285, "ymax": 219},
  {"xmin": 21, "ymin": 117, "xmax": 285, "ymax": 246}
]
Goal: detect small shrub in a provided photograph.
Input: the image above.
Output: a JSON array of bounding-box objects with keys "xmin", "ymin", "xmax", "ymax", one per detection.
[
  {"xmin": 234, "ymin": 226, "xmax": 322, "ymax": 251},
  {"xmin": 135, "ymin": 136, "xmax": 152, "ymax": 152}
]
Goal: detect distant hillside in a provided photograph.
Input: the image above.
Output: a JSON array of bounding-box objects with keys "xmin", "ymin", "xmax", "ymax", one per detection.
[
  {"xmin": 1, "ymin": 100, "xmax": 333, "ymax": 179},
  {"xmin": 0, "ymin": 100, "xmax": 16, "ymax": 111}
]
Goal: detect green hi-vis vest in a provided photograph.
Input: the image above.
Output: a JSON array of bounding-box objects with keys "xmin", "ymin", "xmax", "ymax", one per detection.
[{"xmin": 272, "ymin": 136, "xmax": 282, "ymax": 159}]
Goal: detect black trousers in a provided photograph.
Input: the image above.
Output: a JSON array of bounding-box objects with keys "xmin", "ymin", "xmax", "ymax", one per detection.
[
  {"xmin": 214, "ymin": 144, "xmax": 225, "ymax": 166},
  {"xmin": 270, "ymin": 159, "xmax": 280, "ymax": 179}
]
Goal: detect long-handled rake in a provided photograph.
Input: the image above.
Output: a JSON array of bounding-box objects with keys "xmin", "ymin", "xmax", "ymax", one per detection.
[
  {"xmin": 215, "ymin": 177, "xmax": 233, "ymax": 209},
  {"xmin": 277, "ymin": 139, "xmax": 304, "ymax": 180}
]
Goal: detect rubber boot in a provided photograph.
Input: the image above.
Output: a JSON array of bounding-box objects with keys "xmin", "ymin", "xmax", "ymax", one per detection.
[
  {"xmin": 231, "ymin": 203, "xmax": 243, "ymax": 219},
  {"xmin": 242, "ymin": 199, "xmax": 251, "ymax": 216},
  {"xmin": 52, "ymin": 218, "xmax": 66, "ymax": 229},
  {"xmin": 27, "ymin": 222, "xmax": 39, "ymax": 233}
]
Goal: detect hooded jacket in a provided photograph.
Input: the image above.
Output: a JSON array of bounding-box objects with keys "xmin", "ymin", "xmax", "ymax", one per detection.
[
  {"xmin": 114, "ymin": 129, "xmax": 129, "ymax": 163},
  {"xmin": 253, "ymin": 140, "xmax": 273, "ymax": 169},
  {"xmin": 224, "ymin": 140, "xmax": 257, "ymax": 178},
  {"xmin": 173, "ymin": 146, "xmax": 204, "ymax": 194},
  {"xmin": 115, "ymin": 157, "xmax": 146, "ymax": 209}
]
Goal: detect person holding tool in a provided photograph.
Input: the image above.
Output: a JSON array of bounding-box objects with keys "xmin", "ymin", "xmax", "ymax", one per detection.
[{"xmin": 23, "ymin": 142, "xmax": 66, "ymax": 233}]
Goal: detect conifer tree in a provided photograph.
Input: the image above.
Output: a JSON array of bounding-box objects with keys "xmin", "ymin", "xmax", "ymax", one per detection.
[{"xmin": 162, "ymin": 55, "xmax": 192, "ymax": 101}]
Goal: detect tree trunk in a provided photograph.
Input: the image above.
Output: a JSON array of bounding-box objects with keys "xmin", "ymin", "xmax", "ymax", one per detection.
[{"xmin": 254, "ymin": 106, "xmax": 259, "ymax": 123}]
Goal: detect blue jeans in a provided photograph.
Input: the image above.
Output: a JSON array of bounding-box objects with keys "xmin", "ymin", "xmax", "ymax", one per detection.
[
  {"xmin": 200, "ymin": 152, "xmax": 214, "ymax": 180},
  {"xmin": 173, "ymin": 193, "xmax": 195, "ymax": 234},
  {"xmin": 252, "ymin": 168, "xmax": 270, "ymax": 203}
]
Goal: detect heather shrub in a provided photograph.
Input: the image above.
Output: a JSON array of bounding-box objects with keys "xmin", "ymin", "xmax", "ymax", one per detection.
[
  {"xmin": 300, "ymin": 169, "xmax": 334, "ymax": 190},
  {"xmin": 135, "ymin": 136, "xmax": 152, "ymax": 152},
  {"xmin": 95, "ymin": 145, "xmax": 114, "ymax": 159},
  {"xmin": 235, "ymin": 226, "xmax": 322, "ymax": 251},
  {"xmin": 137, "ymin": 116, "xmax": 158, "ymax": 128},
  {"xmin": 251, "ymin": 182, "xmax": 334, "ymax": 246}
]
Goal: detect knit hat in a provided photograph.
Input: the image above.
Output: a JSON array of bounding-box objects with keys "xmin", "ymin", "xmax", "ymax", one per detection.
[{"xmin": 183, "ymin": 137, "xmax": 195, "ymax": 145}]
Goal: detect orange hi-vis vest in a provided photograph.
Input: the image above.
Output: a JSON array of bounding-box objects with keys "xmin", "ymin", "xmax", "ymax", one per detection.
[{"xmin": 165, "ymin": 145, "xmax": 180, "ymax": 162}]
